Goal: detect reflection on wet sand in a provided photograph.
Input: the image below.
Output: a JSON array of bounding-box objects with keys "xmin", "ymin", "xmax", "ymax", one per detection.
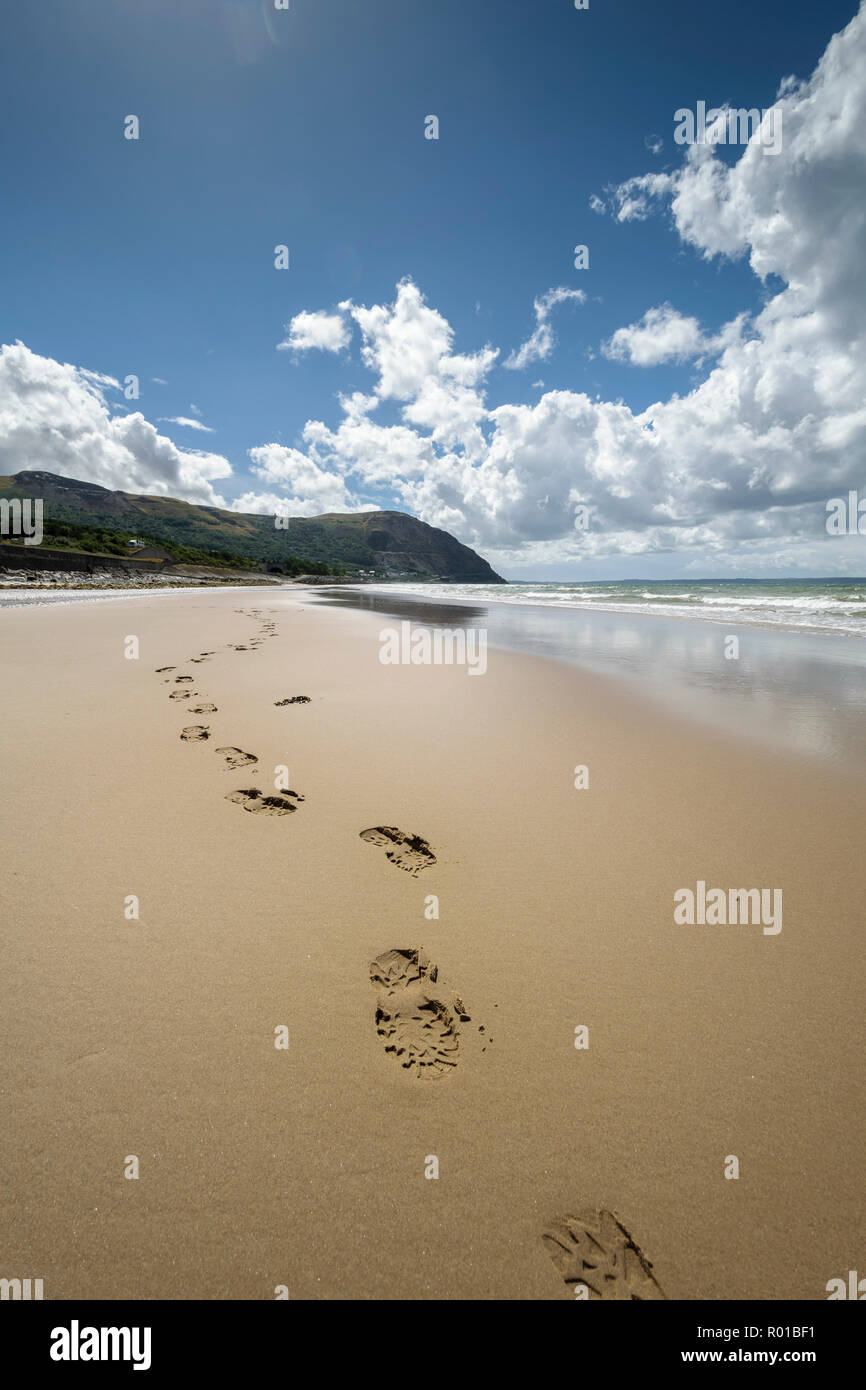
[{"xmin": 308, "ymin": 584, "xmax": 866, "ymax": 774}]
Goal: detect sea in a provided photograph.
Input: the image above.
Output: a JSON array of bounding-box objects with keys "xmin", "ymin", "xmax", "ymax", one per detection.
[{"xmin": 354, "ymin": 578, "xmax": 866, "ymax": 637}]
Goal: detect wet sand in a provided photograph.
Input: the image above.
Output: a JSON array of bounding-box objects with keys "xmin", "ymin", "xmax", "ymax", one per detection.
[
  {"xmin": 0, "ymin": 586, "xmax": 863, "ymax": 1299},
  {"xmin": 313, "ymin": 584, "xmax": 866, "ymax": 776}
]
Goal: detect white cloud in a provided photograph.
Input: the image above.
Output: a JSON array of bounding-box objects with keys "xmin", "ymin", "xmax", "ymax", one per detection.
[
  {"xmin": 0, "ymin": 342, "xmax": 231, "ymax": 506},
  {"xmin": 603, "ymin": 306, "xmax": 750, "ymax": 366},
  {"xmin": 603, "ymin": 305, "xmax": 709, "ymax": 365},
  {"xmin": 278, "ymin": 309, "xmax": 351, "ymax": 354},
  {"xmin": 504, "ymin": 287, "xmax": 585, "ymax": 370},
  {"xmin": 347, "ymin": 278, "xmax": 497, "ymax": 456},
  {"xmin": 159, "ymin": 416, "xmax": 215, "ymax": 433},
  {"xmin": 237, "ymin": 6, "xmax": 866, "ymax": 572},
  {"xmin": 240, "ymin": 443, "xmax": 368, "ymax": 516},
  {"xmin": 235, "ymin": 488, "xmax": 380, "ymax": 518},
  {"xmin": 607, "ymin": 171, "xmax": 673, "ymax": 222}
]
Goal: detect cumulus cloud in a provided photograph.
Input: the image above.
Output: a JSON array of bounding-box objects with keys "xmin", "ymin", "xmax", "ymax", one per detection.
[
  {"xmin": 603, "ymin": 305, "xmax": 710, "ymax": 365},
  {"xmin": 278, "ymin": 309, "xmax": 351, "ymax": 354},
  {"xmin": 504, "ymin": 288, "xmax": 586, "ymax": 371},
  {"xmin": 250, "ymin": 7, "xmax": 866, "ymax": 570},
  {"xmin": 238, "ymin": 443, "xmax": 372, "ymax": 516},
  {"xmin": 0, "ymin": 342, "xmax": 231, "ymax": 505},
  {"xmin": 606, "ymin": 171, "xmax": 673, "ymax": 222},
  {"xmin": 603, "ymin": 306, "xmax": 750, "ymax": 366},
  {"xmin": 342, "ymin": 278, "xmax": 498, "ymax": 457}
]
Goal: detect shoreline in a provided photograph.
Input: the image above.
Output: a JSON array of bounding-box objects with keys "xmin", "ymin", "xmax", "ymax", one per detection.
[
  {"xmin": 309, "ymin": 585, "xmax": 866, "ymax": 778},
  {"xmin": 5, "ymin": 571, "xmax": 866, "ymax": 638},
  {"xmin": 1, "ymin": 588, "xmax": 863, "ymax": 1299},
  {"xmin": 325, "ymin": 580, "xmax": 866, "ymax": 640},
  {"xmin": 6, "ymin": 576, "xmax": 866, "ymax": 776}
]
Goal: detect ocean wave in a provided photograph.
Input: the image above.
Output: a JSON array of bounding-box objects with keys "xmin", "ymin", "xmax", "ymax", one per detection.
[{"xmin": 352, "ymin": 581, "xmax": 866, "ymax": 637}]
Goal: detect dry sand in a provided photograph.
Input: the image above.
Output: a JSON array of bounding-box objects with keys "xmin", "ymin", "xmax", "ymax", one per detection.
[{"xmin": 0, "ymin": 587, "xmax": 863, "ymax": 1299}]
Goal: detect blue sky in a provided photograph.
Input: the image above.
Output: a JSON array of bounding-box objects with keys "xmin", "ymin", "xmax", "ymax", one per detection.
[{"xmin": 1, "ymin": 0, "xmax": 864, "ymax": 578}]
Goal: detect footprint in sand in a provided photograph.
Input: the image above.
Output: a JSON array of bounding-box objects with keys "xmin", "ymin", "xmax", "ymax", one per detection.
[
  {"xmin": 275, "ymin": 696, "xmax": 310, "ymax": 706},
  {"xmin": 226, "ymin": 787, "xmax": 304, "ymax": 815},
  {"xmin": 174, "ymin": 675, "xmax": 194, "ymax": 683},
  {"xmin": 360, "ymin": 827, "xmax": 437, "ymax": 874},
  {"xmin": 155, "ymin": 666, "xmax": 176, "ymax": 673},
  {"xmin": 189, "ymin": 702, "xmax": 217, "ymax": 714},
  {"xmin": 169, "ymin": 690, "xmax": 193, "ymax": 700},
  {"xmin": 542, "ymin": 1210, "xmax": 666, "ymax": 1300},
  {"xmin": 369, "ymin": 949, "xmax": 460, "ymax": 1078},
  {"xmin": 181, "ymin": 725, "xmax": 210, "ymax": 742},
  {"xmin": 216, "ymin": 747, "xmax": 258, "ymax": 770}
]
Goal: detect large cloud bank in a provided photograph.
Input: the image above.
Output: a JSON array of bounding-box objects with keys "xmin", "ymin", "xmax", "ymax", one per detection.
[{"xmin": 4, "ymin": 6, "xmax": 865, "ymax": 573}]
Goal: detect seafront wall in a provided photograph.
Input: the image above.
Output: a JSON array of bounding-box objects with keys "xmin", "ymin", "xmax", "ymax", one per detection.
[{"xmin": 0, "ymin": 543, "xmax": 265, "ymax": 582}]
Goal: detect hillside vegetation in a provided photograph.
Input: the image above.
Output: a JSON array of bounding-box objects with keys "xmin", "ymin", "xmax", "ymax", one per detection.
[{"xmin": 0, "ymin": 472, "xmax": 505, "ymax": 581}]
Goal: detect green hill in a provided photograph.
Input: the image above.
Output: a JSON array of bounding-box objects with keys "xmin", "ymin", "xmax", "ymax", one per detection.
[{"xmin": 0, "ymin": 471, "xmax": 505, "ymax": 582}]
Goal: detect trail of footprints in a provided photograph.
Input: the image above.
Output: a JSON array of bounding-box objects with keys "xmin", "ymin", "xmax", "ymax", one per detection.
[
  {"xmin": 156, "ymin": 609, "xmax": 305, "ymax": 814},
  {"xmin": 154, "ymin": 606, "xmax": 665, "ymax": 1297}
]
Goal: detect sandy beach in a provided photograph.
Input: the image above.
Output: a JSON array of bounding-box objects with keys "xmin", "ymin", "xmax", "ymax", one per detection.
[{"xmin": 1, "ymin": 585, "xmax": 864, "ymax": 1301}]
